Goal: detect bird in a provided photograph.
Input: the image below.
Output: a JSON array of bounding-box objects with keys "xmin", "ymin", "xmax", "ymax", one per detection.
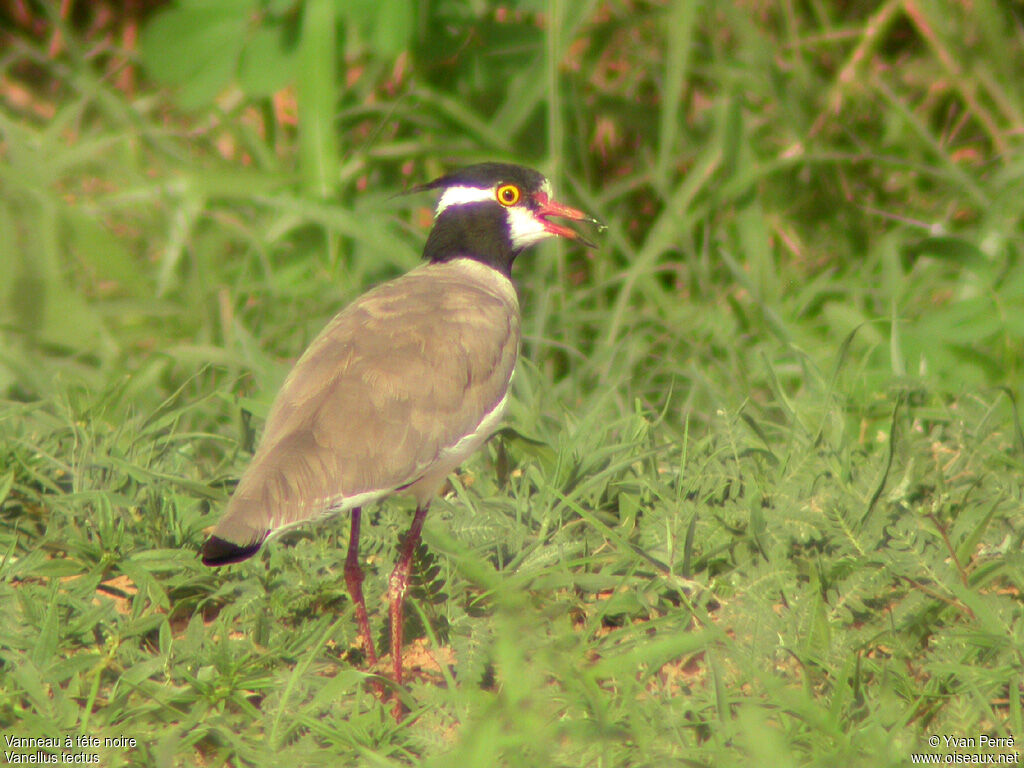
[{"xmin": 201, "ymin": 162, "xmax": 601, "ymax": 715}]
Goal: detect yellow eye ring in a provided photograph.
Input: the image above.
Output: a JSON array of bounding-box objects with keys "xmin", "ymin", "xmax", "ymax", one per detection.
[{"xmin": 496, "ymin": 184, "xmax": 521, "ymax": 206}]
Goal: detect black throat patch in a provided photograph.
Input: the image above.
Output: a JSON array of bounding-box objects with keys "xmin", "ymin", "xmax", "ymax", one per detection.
[{"xmin": 422, "ymin": 201, "xmax": 518, "ymax": 276}]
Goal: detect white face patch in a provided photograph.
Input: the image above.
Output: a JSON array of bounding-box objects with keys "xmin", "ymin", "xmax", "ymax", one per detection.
[{"xmin": 505, "ymin": 204, "xmax": 554, "ymax": 249}]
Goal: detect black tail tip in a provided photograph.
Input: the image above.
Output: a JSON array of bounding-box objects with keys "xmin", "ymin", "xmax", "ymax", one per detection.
[{"xmin": 201, "ymin": 535, "xmax": 263, "ymax": 566}]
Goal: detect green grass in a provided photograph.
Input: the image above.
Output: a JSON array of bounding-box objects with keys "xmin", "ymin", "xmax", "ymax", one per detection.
[{"xmin": 2, "ymin": 1, "xmax": 1024, "ymax": 766}]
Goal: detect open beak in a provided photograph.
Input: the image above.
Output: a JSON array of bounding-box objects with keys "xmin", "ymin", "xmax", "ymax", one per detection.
[{"xmin": 533, "ymin": 191, "xmax": 605, "ymax": 248}]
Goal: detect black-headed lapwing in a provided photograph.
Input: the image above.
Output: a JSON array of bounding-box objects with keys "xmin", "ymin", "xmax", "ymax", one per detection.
[{"xmin": 201, "ymin": 162, "xmax": 601, "ymax": 714}]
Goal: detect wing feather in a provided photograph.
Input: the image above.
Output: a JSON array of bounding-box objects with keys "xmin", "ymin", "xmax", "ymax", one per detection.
[{"xmin": 208, "ymin": 259, "xmax": 520, "ymax": 551}]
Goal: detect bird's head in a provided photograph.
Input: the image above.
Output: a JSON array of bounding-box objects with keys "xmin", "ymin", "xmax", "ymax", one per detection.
[{"xmin": 413, "ymin": 163, "xmax": 603, "ymax": 275}]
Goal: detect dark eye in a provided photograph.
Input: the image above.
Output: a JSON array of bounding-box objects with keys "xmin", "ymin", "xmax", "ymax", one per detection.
[{"xmin": 496, "ymin": 184, "xmax": 521, "ymax": 206}]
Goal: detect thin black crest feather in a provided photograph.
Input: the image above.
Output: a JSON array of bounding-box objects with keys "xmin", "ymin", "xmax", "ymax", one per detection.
[{"xmin": 405, "ymin": 162, "xmax": 547, "ymax": 196}]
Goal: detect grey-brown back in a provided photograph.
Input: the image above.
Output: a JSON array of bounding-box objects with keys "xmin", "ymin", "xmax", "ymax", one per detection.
[{"xmin": 209, "ymin": 258, "xmax": 520, "ymax": 553}]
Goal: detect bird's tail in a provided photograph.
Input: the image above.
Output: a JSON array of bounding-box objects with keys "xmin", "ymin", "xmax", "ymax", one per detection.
[{"xmin": 201, "ymin": 532, "xmax": 266, "ymax": 565}]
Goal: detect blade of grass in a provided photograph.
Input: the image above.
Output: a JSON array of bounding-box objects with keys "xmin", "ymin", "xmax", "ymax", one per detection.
[{"xmin": 298, "ymin": 0, "xmax": 339, "ymax": 198}]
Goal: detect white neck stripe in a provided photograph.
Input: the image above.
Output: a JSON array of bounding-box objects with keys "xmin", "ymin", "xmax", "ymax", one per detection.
[{"xmin": 435, "ymin": 185, "xmax": 496, "ymax": 217}]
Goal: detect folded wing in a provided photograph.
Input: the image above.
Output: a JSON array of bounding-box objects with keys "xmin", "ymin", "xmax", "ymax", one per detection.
[{"xmin": 203, "ymin": 259, "xmax": 520, "ymax": 562}]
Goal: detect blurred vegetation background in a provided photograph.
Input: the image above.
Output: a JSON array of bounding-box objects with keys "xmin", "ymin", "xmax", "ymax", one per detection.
[{"xmin": 1, "ymin": 0, "xmax": 1023, "ymax": 766}]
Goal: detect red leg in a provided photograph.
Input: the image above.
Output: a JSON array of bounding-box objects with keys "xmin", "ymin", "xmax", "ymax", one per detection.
[
  {"xmin": 388, "ymin": 503, "xmax": 429, "ymax": 717},
  {"xmin": 344, "ymin": 507, "xmax": 378, "ymax": 667}
]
